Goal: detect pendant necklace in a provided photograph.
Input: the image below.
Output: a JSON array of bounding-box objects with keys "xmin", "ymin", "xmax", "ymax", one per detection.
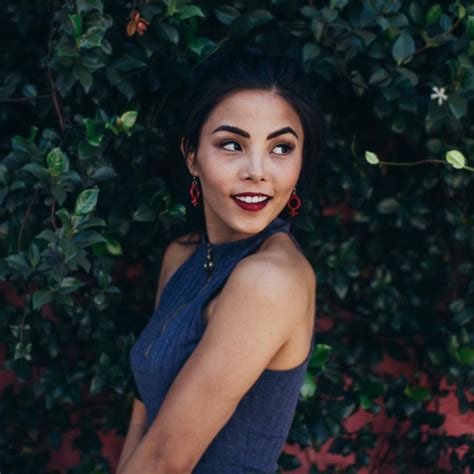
[{"xmin": 203, "ymin": 232, "xmax": 214, "ymax": 278}]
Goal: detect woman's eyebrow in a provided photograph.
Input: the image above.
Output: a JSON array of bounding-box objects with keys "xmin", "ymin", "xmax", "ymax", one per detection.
[{"xmin": 211, "ymin": 125, "xmax": 299, "ymax": 140}]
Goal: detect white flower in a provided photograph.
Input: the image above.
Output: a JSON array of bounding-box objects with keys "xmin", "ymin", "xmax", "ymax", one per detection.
[{"xmin": 430, "ymin": 86, "xmax": 448, "ymax": 105}]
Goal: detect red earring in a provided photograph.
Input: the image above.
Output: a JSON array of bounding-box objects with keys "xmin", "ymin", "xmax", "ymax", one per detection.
[
  {"xmin": 286, "ymin": 187, "xmax": 301, "ymax": 217},
  {"xmin": 189, "ymin": 176, "xmax": 200, "ymax": 207}
]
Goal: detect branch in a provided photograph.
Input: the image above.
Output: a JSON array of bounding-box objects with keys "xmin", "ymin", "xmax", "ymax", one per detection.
[
  {"xmin": 18, "ymin": 189, "xmax": 39, "ymax": 253},
  {"xmin": 47, "ymin": 1, "xmax": 65, "ymax": 132},
  {"xmin": 50, "ymin": 197, "xmax": 58, "ymax": 230},
  {"xmin": 0, "ymin": 94, "xmax": 52, "ymax": 103}
]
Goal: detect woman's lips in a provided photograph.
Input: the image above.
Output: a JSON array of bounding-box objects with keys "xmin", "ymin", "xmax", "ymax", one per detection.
[{"xmin": 231, "ymin": 196, "xmax": 272, "ymax": 212}]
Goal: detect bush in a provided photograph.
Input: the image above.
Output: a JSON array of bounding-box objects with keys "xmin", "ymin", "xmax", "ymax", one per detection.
[{"xmin": 1, "ymin": 1, "xmax": 473, "ymax": 472}]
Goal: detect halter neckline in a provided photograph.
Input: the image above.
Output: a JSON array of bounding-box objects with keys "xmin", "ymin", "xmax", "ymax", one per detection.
[{"xmin": 199, "ymin": 217, "xmax": 289, "ymax": 277}]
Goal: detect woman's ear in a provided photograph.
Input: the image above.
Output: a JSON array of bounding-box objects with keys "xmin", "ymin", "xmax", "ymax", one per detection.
[{"xmin": 180, "ymin": 137, "xmax": 198, "ymax": 176}]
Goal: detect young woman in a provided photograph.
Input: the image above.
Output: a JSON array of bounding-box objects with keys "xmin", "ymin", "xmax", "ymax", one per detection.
[{"xmin": 118, "ymin": 46, "xmax": 326, "ymax": 474}]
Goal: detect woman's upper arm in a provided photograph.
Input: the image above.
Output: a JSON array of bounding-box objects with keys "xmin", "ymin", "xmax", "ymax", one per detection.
[
  {"xmin": 130, "ymin": 396, "xmax": 147, "ymax": 426},
  {"xmin": 132, "ymin": 257, "xmax": 311, "ymax": 472}
]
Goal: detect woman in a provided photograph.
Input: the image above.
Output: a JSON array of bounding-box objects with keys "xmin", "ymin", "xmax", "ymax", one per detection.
[{"xmin": 118, "ymin": 45, "xmax": 325, "ymax": 473}]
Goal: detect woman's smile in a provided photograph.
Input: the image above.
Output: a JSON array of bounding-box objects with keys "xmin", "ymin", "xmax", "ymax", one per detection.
[{"xmin": 231, "ymin": 194, "xmax": 273, "ymax": 212}]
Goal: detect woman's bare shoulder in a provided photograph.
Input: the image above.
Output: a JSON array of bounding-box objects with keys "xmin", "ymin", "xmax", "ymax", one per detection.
[
  {"xmin": 227, "ymin": 231, "xmax": 316, "ymax": 313},
  {"xmin": 249, "ymin": 231, "xmax": 316, "ymax": 288}
]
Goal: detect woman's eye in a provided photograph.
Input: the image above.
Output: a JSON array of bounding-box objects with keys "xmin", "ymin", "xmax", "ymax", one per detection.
[
  {"xmin": 273, "ymin": 143, "xmax": 294, "ymax": 155},
  {"xmin": 218, "ymin": 140, "xmax": 294, "ymax": 154},
  {"xmin": 220, "ymin": 140, "xmax": 241, "ymax": 152}
]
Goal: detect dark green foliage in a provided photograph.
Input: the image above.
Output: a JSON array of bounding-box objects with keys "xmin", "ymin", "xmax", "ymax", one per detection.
[{"xmin": 1, "ymin": 1, "xmax": 473, "ymax": 472}]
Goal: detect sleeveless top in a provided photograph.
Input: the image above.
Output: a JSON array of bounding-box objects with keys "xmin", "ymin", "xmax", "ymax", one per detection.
[{"xmin": 129, "ymin": 216, "xmax": 317, "ymax": 473}]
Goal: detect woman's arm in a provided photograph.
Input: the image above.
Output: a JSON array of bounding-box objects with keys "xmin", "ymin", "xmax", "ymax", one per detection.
[{"xmin": 116, "ymin": 398, "xmax": 147, "ymax": 473}]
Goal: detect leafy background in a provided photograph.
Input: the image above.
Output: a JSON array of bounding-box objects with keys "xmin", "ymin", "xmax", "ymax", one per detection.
[{"xmin": 1, "ymin": 0, "xmax": 473, "ymax": 473}]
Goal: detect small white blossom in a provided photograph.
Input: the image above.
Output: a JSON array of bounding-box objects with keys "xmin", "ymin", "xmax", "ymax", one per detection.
[{"xmin": 430, "ymin": 86, "xmax": 448, "ymax": 105}]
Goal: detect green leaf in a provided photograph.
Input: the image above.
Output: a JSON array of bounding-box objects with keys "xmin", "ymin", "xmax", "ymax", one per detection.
[
  {"xmin": 392, "ymin": 31, "xmax": 415, "ymax": 65},
  {"xmin": 360, "ymin": 379, "xmax": 385, "ymax": 399},
  {"xmin": 0, "ymin": 162, "xmax": 10, "ymax": 186},
  {"xmin": 6, "ymin": 253, "xmax": 30, "ymax": 272},
  {"xmin": 113, "ymin": 54, "xmax": 147, "ymax": 72},
  {"xmin": 404, "ymin": 385, "xmax": 431, "ymax": 401},
  {"xmin": 46, "ymin": 148, "xmax": 66, "ymax": 177},
  {"xmin": 425, "ymin": 4, "xmax": 442, "ymax": 27},
  {"xmin": 300, "ymin": 371, "xmax": 317, "ymax": 399},
  {"xmin": 75, "ymin": 66, "xmax": 94, "ymax": 93},
  {"xmin": 166, "ymin": 0, "xmax": 178, "ymax": 16},
  {"xmin": 409, "ymin": 2, "xmax": 423, "ymax": 26},
  {"xmin": 28, "ymin": 242, "xmax": 40, "ymax": 268},
  {"xmin": 76, "ymin": 0, "xmax": 103, "ymax": 13},
  {"xmin": 176, "ymin": 5, "xmax": 205, "ymax": 20},
  {"xmin": 303, "ymin": 43, "xmax": 320, "ymax": 62},
  {"xmin": 310, "ymin": 343, "xmax": 332, "ymax": 367},
  {"xmin": 22, "ymin": 163, "xmax": 49, "ymax": 180},
  {"xmin": 35, "ymin": 229, "xmax": 57, "ymax": 242},
  {"xmin": 22, "ymin": 84, "xmax": 37, "ymax": 98},
  {"xmin": 84, "ymin": 118, "xmax": 104, "ymax": 146},
  {"xmin": 228, "ymin": 10, "xmax": 273, "ymax": 37},
  {"xmin": 467, "ymin": 16, "xmax": 474, "ymax": 40},
  {"xmin": 56, "ymin": 37, "xmax": 79, "ymax": 57},
  {"xmin": 69, "ymin": 14, "xmax": 83, "ymax": 38},
  {"xmin": 187, "ymin": 37, "xmax": 215, "ymax": 56},
  {"xmin": 156, "ymin": 23, "xmax": 179, "ymax": 45},
  {"xmin": 14, "ymin": 342, "xmax": 33, "ymax": 361},
  {"xmin": 448, "ymin": 94, "xmax": 467, "ymax": 119},
  {"xmin": 377, "ymin": 198, "xmax": 400, "ymax": 214},
  {"xmin": 32, "ymin": 290, "xmax": 53, "ymax": 310},
  {"xmin": 91, "ymin": 165, "xmax": 118, "ymax": 181},
  {"xmin": 75, "ymin": 188, "xmax": 99, "ymax": 215},
  {"xmin": 364, "ymin": 151, "xmax": 380, "ymax": 165},
  {"xmin": 74, "ymin": 217, "xmax": 106, "ymax": 233},
  {"xmin": 59, "ymin": 239, "xmax": 78, "ymax": 263},
  {"xmin": 120, "ymin": 111, "xmax": 138, "ymax": 130},
  {"xmin": 454, "ymin": 347, "xmax": 474, "ymax": 364},
  {"xmin": 330, "ymin": 0, "xmax": 348, "ymax": 11},
  {"xmin": 73, "ymin": 230, "xmax": 107, "ymax": 248},
  {"xmin": 214, "ymin": 5, "xmax": 239, "ymax": 25},
  {"xmin": 133, "ymin": 204, "xmax": 155, "ymax": 222},
  {"xmin": 369, "ymin": 68, "xmax": 391, "ymax": 87},
  {"xmin": 90, "ymin": 373, "xmax": 105, "ymax": 395},
  {"xmin": 106, "ymin": 237, "xmax": 122, "ymax": 256},
  {"xmin": 445, "ymin": 150, "xmax": 466, "ymax": 169},
  {"xmin": 58, "ymin": 277, "xmax": 85, "ymax": 294},
  {"xmin": 78, "ymin": 26, "xmax": 104, "ymax": 49},
  {"xmin": 51, "ymin": 183, "xmax": 67, "ymax": 206}
]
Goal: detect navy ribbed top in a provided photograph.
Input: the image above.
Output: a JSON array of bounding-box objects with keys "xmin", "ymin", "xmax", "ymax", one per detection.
[{"xmin": 129, "ymin": 216, "xmax": 316, "ymax": 473}]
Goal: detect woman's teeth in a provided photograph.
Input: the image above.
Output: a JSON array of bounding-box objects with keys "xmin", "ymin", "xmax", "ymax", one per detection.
[{"xmin": 233, "ymin": 196, "xmax": 269, "ymax": 203}]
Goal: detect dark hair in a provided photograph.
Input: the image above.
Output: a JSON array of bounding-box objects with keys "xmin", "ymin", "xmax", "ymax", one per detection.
[{"xmin": 173, "ymin": 44, "xmax": 326, "ymax": 246}]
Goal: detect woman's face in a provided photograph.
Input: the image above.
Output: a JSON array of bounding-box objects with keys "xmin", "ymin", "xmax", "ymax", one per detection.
[{"xmin": 182, "ymin": 89, "xmax": 304, "ymax": 243}]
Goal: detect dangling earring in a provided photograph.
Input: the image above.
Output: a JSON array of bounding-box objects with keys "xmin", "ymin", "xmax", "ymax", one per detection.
[
  {"xmin": 189, "ymin": 175, "xmax": 200, "ymax": 207},
  {"xmin": 286, "ymin": 187, "xmax": 301, "ymax": 217}
]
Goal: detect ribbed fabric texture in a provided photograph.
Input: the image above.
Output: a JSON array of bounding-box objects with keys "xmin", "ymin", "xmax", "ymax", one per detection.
[{"xmin": 130, "ymin": 216, "xmax": 316, "ymax": 473}]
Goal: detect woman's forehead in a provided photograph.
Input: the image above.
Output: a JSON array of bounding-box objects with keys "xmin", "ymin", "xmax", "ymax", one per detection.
[{"xmin": 202, "ymin": 89, "xmax": 304, "ymax": 136}]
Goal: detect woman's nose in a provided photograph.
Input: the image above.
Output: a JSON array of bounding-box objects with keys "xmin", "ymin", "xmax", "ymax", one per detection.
[{"xmin": 245, "ymin": 152, "xmax": 266, "ymax": 181}]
